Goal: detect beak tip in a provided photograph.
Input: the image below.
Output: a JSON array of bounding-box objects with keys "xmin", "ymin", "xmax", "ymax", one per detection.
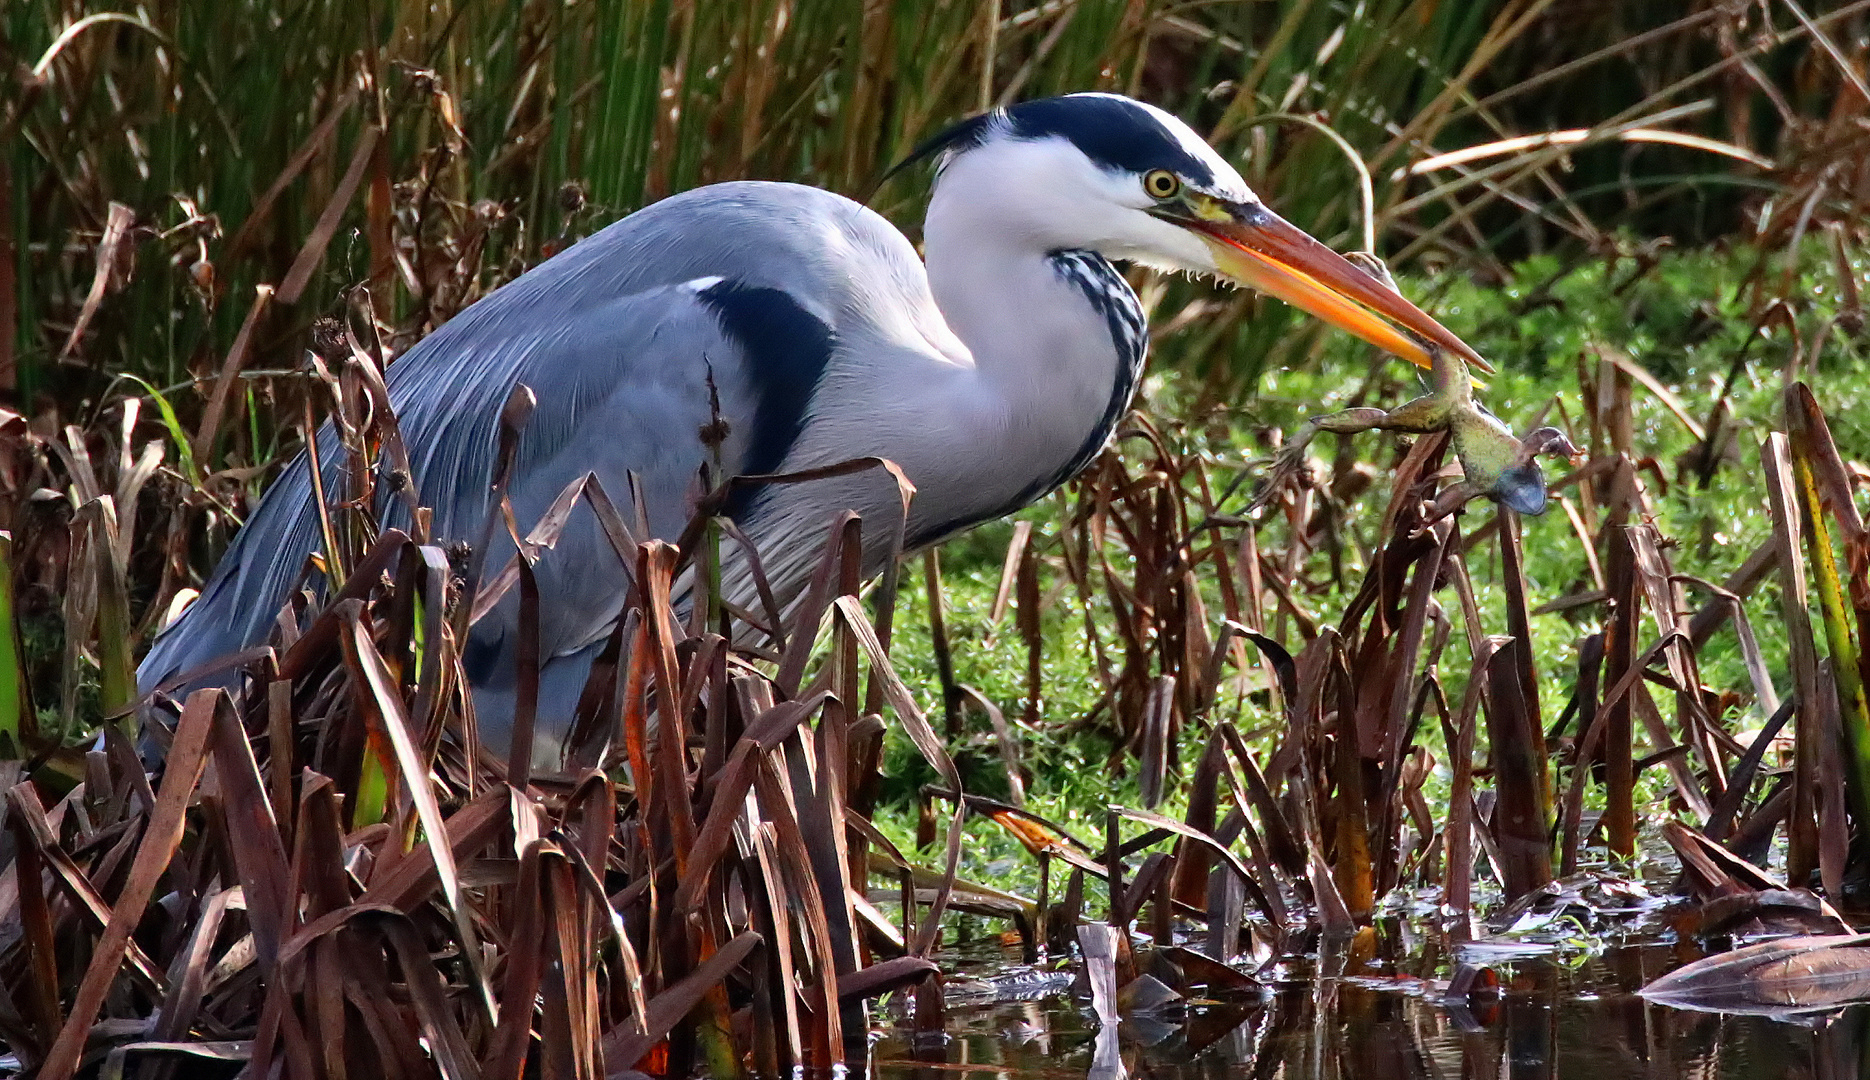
[
  {"xmin": 1461, "ymin": 347, "xmax": 1496, "ymax": 375},
  {"xmin": 1198, "ymin": 211, "xmax": 1494, "ymax": 378}
]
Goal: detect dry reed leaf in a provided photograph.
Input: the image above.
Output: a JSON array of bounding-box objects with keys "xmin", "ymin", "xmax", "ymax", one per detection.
[
  {"xmin": 1445, "ymin": 636, "xmax": 1505, "ymax": 942},
  {"xmin": 1114, "ymin": 806, "xmax": 1273, "ymax": 922},
  {"xmin": 221, "ymin": 88, "xmax": 358, "ymax": 266},
  {"xmin": 278, "ymin": 127, "xmax": 382, "ymax": 306},
  {"xmin": 38, "ymin": 688, "xmax": 214, "ymax": 1080},
  {"xmin": 832, "ymin": 594, "xmax": 963, "ymax": 956},
  {"xmin": 340, "ymin": 607, "xmax": 496, "ymax": 1023},
  {"xmin": 837, "ymin": 955, "xmax": 939, "ymax": 1001},
  {"xmin": 4, "ymin": 776, "xmax": 168, "ymax": 996},
  {"xmin": 1764, "ymin": 431, "xmax": 1826, "ymax": 882},
  {"xmin": 57, "ymin": 202, "xmax": 136, "ymax": 362},
  {"xmin": 990, "ymin": 519, "xmax": 1033, "ymax": 627},
  {"xmin": 208, "ymin": 695, "xmax": 294, "ymax": 967}
]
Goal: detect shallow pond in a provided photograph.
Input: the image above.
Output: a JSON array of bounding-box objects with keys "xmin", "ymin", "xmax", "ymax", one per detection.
[{"xmin": 868, "ymin": 941, "xmax": 1868, "ymax": 1080}]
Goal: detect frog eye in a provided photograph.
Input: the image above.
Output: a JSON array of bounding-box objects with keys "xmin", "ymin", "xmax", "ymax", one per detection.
[{"xmin": 1143, "ymin": 169, "xmax": 1181, "ymax": 200}]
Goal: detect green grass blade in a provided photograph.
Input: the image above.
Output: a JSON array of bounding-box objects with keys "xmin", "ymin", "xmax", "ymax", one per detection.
[
  {"xmin": 0, "ymin": 531, "xmax": 30, "ymax": 749},
  {"xmin": 1794, "ymin": 444, "xmax": 1870, "ymax": 836}
]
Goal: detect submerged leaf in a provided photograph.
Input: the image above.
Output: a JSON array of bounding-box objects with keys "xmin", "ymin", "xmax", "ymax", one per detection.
[{"xmin": 1640, "ymin": 935, "xmax": 1870, "ymax": 1016}]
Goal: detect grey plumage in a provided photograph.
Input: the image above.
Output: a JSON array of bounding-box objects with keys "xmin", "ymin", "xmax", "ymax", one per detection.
[
  {"xmin": 139, "ymin": 93, "xmax": 1487, "ymax": 768},
  {"xmin": 141, "ymin": 178, "xmax": 1140, "ymax": 761}
]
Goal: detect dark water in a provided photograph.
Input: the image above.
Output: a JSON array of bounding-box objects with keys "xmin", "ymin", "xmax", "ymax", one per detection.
[{"xmin": 868, "ymin": 942, "xmax": 1870, "ymax": 1080}]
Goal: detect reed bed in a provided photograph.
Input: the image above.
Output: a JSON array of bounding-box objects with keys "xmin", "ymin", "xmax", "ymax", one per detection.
[{"xmin": 2, "ymin": 0, "xmax": 1870, "ymax": 1077}]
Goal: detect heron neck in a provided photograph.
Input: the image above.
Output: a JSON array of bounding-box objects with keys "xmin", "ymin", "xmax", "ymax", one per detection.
[
  {"xmin": 928, "ymin": 208, "xmax": 1138, "ymax": 371},
  {"xmin": 918, "ymin": 209, "xmax": 1145, "ymax": 526}
]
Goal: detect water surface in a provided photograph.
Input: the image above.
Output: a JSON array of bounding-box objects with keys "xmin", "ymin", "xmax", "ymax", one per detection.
[{"xmin": 869, "ymin": 941, "xmax": 1869, "ymax": 1079}]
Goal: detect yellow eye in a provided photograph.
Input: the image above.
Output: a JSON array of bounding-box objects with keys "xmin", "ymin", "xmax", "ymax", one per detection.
[{"xmin": 1143, "ymin": 169, "xmax": 1181, "ymax": 199}]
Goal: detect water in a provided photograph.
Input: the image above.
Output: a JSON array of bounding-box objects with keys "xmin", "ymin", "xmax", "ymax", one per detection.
[{"xmin": 868, "ymin": 942, "xmax": 1870, "ymax": 1079}]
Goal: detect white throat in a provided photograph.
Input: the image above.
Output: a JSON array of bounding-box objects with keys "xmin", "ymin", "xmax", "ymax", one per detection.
[{"xmin": 901, "ymin": 161, "xmax": 1145, "ymax": 540}]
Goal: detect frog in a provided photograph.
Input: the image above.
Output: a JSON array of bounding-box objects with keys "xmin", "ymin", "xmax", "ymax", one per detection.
[{"xmin": 1256, "ymin": 340, "xmax": 1580, "ymax": 520}]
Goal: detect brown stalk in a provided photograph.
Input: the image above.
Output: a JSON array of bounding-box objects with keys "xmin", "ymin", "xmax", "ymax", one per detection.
[
  {"xmin": 507, "ymin": 554, "xmax": 540, "ymax": 787},
  {"xmin": 5, "ymin": 803, "xmax": 61, "ymax": 1068},
  {"xmin": 1601, "ymin": 518, "xmax": 1640, "ymax": 861},
  {"xmin": 640, "ymin": 541, "xmax": 699, "ymax": 872},
  {"xmin": 1138, "ymin": 674, "xmax": 1173, "ymax": 809},
  {"xmin": 1481, "ymin": 638, "xmax": 1555, "ymax": 897},
  {"xmin": 1705, "ymin": 697, "xmax": 1798, "ymax": 842},
  {"xmin": 1222, "ymin": 732, "xmax": 1305, "ymax": 879},
  {"xmin": 38, "ymin": 688, "xmax": 215, "ymax": 1080},
  {"xmin": 191, "ymin": 283, "xmax": 276, "ymax": 468},
  {"xmin": 1170, "ymin": 731, "xmax": 1225, "ymax": 910},
  {"xmin": 343, "ymin": 946, "xmax": 430, "ymax": 1080},
  {"xmin": 277, "ymin": 126, "xmax": 382, "ymax": 307},
  {"xmin": 1630, "ymin": 525, "xmax": 1724, "ymax": 800},
  {"xmin": 1445, "ymin": 636, "xmax": 1506, "ymax": 943},
  {"xmin": 1631, "ymin": 682, "xmax": 1714, "ymax": 823},
  {"xmin": 833, "ymin": 595, "xmax": 965, "ymax": 955},
  {"xmin": 752, "ymin": 756, "xmax": 843, "ymax": 1069},
  {"xmin": 356, "ymin": 787, "xmax": 508, "ymax": 912},
  {"xmin": 220, "ymin": 88, "xmax": 359, "ymax": 267},
  {"xmin": 7, "ymin": 767, "xmax": 166, "ymax": 995},
  {"xmin": 989, "ymin": 520, "xmax": 1033, "ymax": 627},
  {"xmin": 377, "ymin": 912, "xmax": 483, "ymax": 1080},
  {"xmin": 775, "ymin": 512, "xmax": 859, "ymax": 696},
  {"xmin": 1114, "ymin": 806, "xmax": 1274, "ymax": 922},
  {"xmin": 602, "ymin": 932, "xmax": 763, "ymax": 1070},
  {"xmin": 208, "ymin": 694, "xmax": 295, "ymax": 969},
  {"xmin": 1373, "ymin": 516, "xmax": 1456, "ymax": 895},
  {"xmin": 672, "ymin": 698, "xmax": 821, "ymax": 914},
  {"xmin": 799, "ymin": 700, "xmax": 862, "ymax": 992},
  {"xmin": 141, "ymin": 886, "xmax": 236, "ymax": 1077},
  {"xmin": 960, "ymin": 686, "xmax": 1026, "ymax": 808},
  {"xmin": 339, "ymin": 605, "xmax": 496, "ymax": 1025},
  {"xmin": 1327, "ymin": 647, "xmax": 1375, "ymax": 921},
  {"xmin": 287, "ymin": 774, "xmax": 350, "ymax": 922}
]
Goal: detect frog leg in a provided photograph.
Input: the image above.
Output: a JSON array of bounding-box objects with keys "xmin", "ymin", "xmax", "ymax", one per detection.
[
  {"xmin": 1254, "ymin": 397, "xmax": 1443, "ymax": 511},
  {"xmin": 1365, "ymin": 393, "xmax": 1448, "ymax": 434},
  {"xmin": 1302, "ymin": 393, "xmax": 1449, "ymax": 438},
  {"xmin": 1424, "ymin": 480, "xmax": 1483, "ymax": 523},
  {"xmin": 1304, "ymin": 407, "xmax": 1394, "ymax": 435}
]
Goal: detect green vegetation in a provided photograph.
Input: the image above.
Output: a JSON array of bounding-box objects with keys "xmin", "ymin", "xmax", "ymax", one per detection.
[
  {"xmin": 877, "ymin": 236, "xmax": 1869, "ymax": 893},
  {"xmin": 4, "ymin": 0, "xmax": 1869, "ymax": 1075}
]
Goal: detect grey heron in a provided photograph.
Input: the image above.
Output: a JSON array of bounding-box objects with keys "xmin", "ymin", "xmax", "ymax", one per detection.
[{"xmin": 139, "ymin": 92, "xmax": 1487, "ymax": 767}]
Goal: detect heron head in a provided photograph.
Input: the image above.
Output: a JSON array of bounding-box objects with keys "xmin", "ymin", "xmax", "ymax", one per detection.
[{"xmin": 908, "ymin": 93, "xmax": 1488, "ymax": 374}]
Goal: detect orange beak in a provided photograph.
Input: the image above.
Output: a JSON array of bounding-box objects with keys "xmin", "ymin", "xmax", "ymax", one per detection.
[{"xmin": 1176, "ymin": 199, "xmax": 1490, "ymax": 374}]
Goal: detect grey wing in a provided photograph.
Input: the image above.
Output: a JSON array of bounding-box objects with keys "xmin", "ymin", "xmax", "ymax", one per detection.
[
  {"xmin": 440, "ymin": 281, "xmax": 776, "ymax": 682},
  {"xmin": 138, "ymin": 178, "xmax": 933, "ymax": 725},
  {"xmin": 136, "ymin": 281, "xmax": 768, "ymax": 699}
]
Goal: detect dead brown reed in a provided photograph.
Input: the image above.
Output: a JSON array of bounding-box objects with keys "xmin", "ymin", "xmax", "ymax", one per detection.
[{"xmin": 3, "ymin": 1, "xmax": 1870, "ymax": 1075}]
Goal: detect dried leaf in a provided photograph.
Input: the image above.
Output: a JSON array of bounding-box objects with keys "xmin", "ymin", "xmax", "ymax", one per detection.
[
  {"xmin": 38, "ymin": 688, "xmax": 215, "ymax": 1080},
  {"xmin": 600, "ymin": 932, "xmax": 762, "ymax": 1069},
  {"xmin": 1641, "ymin": 935, "xmax": 1870, "ymax": 1016}
]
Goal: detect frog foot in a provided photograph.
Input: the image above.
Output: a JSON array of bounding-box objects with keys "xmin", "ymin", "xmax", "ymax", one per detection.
[{"xmin": 1248, "ymin": 431, "xmax": 1321, "ymax": 514}]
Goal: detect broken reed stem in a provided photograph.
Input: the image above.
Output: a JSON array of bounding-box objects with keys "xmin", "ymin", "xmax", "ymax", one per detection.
[{"xmin": 923, "ymin": 548, "xmax": 963, "ymax": 740}]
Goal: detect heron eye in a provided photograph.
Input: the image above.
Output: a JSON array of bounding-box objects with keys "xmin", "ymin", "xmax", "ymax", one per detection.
[{"xmin": 1143, "ymin": 169, "xmax": 1181, "ymax": 199}]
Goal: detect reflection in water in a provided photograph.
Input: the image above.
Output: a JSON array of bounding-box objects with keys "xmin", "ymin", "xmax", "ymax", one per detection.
[{"xmin": 867, "ymin": 942, "xmax": 1870, "ymax": 1080}]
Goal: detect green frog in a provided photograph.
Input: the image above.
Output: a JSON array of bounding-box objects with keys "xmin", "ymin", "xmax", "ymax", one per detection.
[{"xmin": 1259, "ymin": 341, "xmax": 1579, "ymax": 519}]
